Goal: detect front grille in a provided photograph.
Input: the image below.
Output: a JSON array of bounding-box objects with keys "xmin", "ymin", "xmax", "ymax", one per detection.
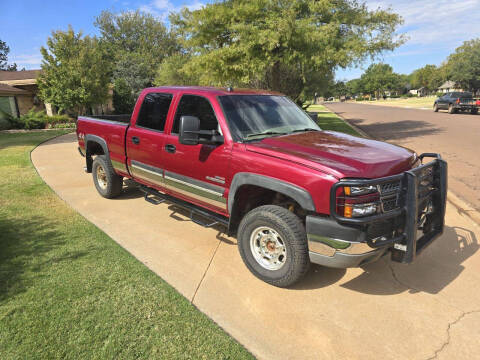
[
  {"xmin": 379, "ymin": 181, "xmax": 401, "ymax": 195},
  {"xmin": 379, "ymin": 180, "xmax": 401, "ymax": 213},
  {"xmin": 381, "ymin": 196, "xmax": 398, "ymax": 212}
]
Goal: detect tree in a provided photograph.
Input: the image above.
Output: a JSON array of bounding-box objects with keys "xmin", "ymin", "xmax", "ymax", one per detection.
[
  {"xmin": 0, "ymin": 39, "xmax": 18, "ymax": 71},
  {"xmin": 95, "ymin": 10, "xmax": 178, "ymax": 112},
  {"xmin": 37, "ymin": 27, "xmax": 111, "ymax": 114},
  {"xmin": 166, "ymin": 0, "xmax": 404, "ymax": 104},
  {"xmin": 446, "ymin": 38, "xmax": 480, "ymax": 92},
  {"xmin": 346, "ymin": 78, "xmax": 364, "ymax": 96},
  {"xmin": 410, "ymin": 65, "xmax": 442, "ymax": 93},
  {"xmin": 155, "ymin": 53, "xmax": 200, "ymax": 86},
  {"xmin": 112, "ymin": 52, "xmax": 151, "ymax": 114},
  {"xmin": 95, "ymin": 10, "xmax": 177, "ymax": 73},
  {"xmin": 360, "ymin": 63, "xmax": 402, "ymax": 97}
]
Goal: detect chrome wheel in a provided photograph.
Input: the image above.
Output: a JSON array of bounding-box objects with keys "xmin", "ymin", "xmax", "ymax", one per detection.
[
  {"xmin": 96, "ymin": 165, "xmax": 108, "ymax": 190},
  {"xmin": 249, "ymin": 226, "xmax": 287, "ymax": 271}
]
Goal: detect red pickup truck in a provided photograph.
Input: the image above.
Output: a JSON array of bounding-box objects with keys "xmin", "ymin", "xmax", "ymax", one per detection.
[{"xmin": 77, "ymin": 86, "xmax": 447, "ymax": 287}]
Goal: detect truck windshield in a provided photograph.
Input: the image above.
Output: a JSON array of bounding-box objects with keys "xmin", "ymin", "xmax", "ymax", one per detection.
[{"xmin": 218, "ymin": 95, "xmax": 320, "ymax": 141}]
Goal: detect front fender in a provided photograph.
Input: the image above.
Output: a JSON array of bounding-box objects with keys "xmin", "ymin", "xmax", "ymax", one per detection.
[{"xmin": 228, "ymin": 172, "xmax": 316, "ymax": 213}]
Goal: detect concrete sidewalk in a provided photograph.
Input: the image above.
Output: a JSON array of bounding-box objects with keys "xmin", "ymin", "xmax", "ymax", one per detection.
[{"xmin": 32, "ymin": 133, "xmax": 480, "ymax": 360}]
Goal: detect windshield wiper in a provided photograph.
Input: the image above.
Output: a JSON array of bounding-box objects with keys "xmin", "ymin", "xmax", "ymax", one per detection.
[
  {"xmin": 244, "ymin": 131, "xmax": 288, "ymax": 140},
  {"xmin": 289, "ymin": 128, "xmax": 320, "ymax": 133}
]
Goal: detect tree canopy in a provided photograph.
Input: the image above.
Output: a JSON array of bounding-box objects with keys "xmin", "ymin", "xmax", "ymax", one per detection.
[
  {"xmin": 446, "ymin": 38, "xmax": 480, "ymax": 92},
  {"xmin": 37, "ymin": 27, "xmax": 111, "ymax": 115},
  {"xmin": 157, "ymin": 0, "xmax": 404, "ymax": 103},
  {"xmin": 0, "ymin": 39, "xmax": 18, "ymax": 71},
  {"xmin": 410, "ymin": 65, "xmax": 443, "ymax": 92},
  {"xmin": 95, "ymin": 10, "xmax": 178, "ymax": 113},
  {"xmin": 359, "ymin": 63, "xmax": 402, "ymax": 97}
]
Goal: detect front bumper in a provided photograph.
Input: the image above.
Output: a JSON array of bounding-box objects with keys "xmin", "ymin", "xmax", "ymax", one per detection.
[
  {"xmin": 307, "ymin": 217, "xmax": 388, "ymax": 267},
  {"xmin": 308, "ymin": 153, "xmax": 447, "ymax": 268}
]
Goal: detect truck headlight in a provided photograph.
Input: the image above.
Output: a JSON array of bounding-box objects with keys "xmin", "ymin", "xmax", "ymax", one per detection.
[
  {"xmin": 336, "ymin": 184, "xmax": 380, "ymax": 218},
  {"xmin": 344, "ymin": 185, "xmax": 377, "ymax": 196},
  {"xmin": 344, "ymin": 202, "xmax": 378, "ymax": 218}
]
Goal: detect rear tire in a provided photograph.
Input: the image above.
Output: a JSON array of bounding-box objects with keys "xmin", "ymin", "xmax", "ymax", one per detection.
[
  {"xmin": 237, "ymin": 205, "xmax": 310, "ymax": 287},
  {"xmin": 448, "ymin": 104, "xmax": 456, "ymax": 114},
  {"xmin": 92, "ymin": 155, "xmax": 123, "ymax": 198},
  {"xmin": 472, "ymin": 108, "xmax": 478, "ymax": 115},
  {"xmin": 433, "ymin": 103, "xmax": 439, "ymax": 112}
]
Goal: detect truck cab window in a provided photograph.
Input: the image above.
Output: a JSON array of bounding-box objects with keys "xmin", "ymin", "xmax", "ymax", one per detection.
[
  {"xmin": 136, "ymin": 93, "xmax": 173, "ymax": 131},
  {"xmin": 172, "ymin": 95, "xmax": 218, "ymax": 134}
]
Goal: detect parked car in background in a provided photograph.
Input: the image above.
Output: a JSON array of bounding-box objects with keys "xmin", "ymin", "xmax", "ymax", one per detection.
[
  {"xmin": 433, "ymin": 92, "xmax": 478, "ymax": 114},
  {"xmin": 77, "ymin": 86, "xmax": 447, "ymax": 287}
]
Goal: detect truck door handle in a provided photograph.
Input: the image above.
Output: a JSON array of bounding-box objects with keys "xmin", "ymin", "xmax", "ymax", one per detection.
[
  {"xmin": 132, "ymin": 136, "xmax": 140, "ymax": 145},
  {"xmin": 165, "ymin": 144, "xmax": 176, "ymax": 153}
]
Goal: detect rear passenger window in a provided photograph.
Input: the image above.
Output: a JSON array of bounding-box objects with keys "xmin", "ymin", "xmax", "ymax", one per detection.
[
  {"xmin": 172, "ymin": 95, "xmax": 218, "ymax": 134},
  {"xmin": 136, "ymin": 93, "xmax": 173, "ymax": 131}
]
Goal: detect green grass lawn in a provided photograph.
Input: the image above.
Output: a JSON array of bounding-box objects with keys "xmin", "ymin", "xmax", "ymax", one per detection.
[
  {"xmin": 0, "ymin": 131, "xmax": 252, "ymax": 359},
  {"xmin": 357, "ymin": 96, "xmax": 436, "ymax": 109},
  {"xmin": 307, "ymin": 105, "xmax": 362, "ymax": 136}
]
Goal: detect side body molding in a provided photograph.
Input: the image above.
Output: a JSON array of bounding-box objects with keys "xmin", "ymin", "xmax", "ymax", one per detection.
[{"xmin": 228, "ymin": 172, "xmax": 316, "ymax": 213}]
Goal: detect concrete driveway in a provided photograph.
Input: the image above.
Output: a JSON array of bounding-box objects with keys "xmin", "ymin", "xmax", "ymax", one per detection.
[
  {"xmin": 325, "ymin": 102, "xmax": 480, "ymax": 217},
  {"xmin": 32, "ymin": 134, "xmax": 480, "ymax": 360}
]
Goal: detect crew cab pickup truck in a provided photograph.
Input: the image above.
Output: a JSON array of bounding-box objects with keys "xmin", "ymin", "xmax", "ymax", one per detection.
[
  {"xmin": 434, "ymin": 92, "xmax": 479, "ymax": 114},
  {"xmin": 77, "ymin": 86, "xmax": 447, "ymax": 287}
]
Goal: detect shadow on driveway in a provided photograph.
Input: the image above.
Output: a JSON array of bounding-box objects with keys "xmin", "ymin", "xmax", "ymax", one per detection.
[{"xmin": 348, "ymin": 119, "xmax": 443, "ymax": 141}]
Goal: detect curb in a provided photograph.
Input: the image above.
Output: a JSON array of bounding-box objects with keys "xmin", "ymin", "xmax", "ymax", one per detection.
[
  {"xmin": 324, "ymin": 104, "xmax": 480, "ymax": 227},
  {"xmin": 323, "ymin": 104, "xmax": 371, "ymax": 138}
]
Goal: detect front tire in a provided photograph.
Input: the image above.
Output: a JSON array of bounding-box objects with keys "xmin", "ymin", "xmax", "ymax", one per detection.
[
  {"xmin": 92, "ymin": 155, "xmax": 123, "ymax": 198},
  {"xmin": 472, "ymin": 108, "xmax": 478, "ymax": 115},
  {"xmin": 433, "ymin": 103, "xmax": 439, "ymax": 112},
  {"xmin": 237, "ymin": 205, "xmax": 310, "ymax": 287}
]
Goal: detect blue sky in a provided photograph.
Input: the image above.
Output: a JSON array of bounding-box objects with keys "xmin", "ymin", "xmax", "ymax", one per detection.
[{"xmin": 1, "ymin": 0, "xmax": 479, "ymax": 80}]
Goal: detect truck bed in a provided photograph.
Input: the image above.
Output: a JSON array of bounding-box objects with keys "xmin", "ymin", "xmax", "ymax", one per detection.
[{"xmin": 76, "ymin": 115, "xmax": 130, "ymax": 174}]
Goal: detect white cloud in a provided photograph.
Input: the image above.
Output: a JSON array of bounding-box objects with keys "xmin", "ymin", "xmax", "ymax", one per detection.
[
  {"xmin": 367, "ymin": 0, "xmax": 480, "ymax": 48},
  {"xmin": 9, "ymin": 53, "xmax": 43, "ymax": 69},
  {"xmin": 139, "ymin": 0, "xmax": 205, "ymax": 20}
]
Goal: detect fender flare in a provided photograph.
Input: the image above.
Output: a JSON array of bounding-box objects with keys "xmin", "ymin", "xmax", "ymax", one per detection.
[
  {"xmin": 84, "ymin": 134, "xmax": 110, "ymax": 172},
  {"xmin": 228, "ymin": 172, "xmax": 316, "ymax": 214}
]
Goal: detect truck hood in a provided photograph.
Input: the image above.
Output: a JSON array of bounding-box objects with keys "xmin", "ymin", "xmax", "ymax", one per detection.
[{"xmin": 245, "ymin": 131, "xmax": 416, "ymax": 179}]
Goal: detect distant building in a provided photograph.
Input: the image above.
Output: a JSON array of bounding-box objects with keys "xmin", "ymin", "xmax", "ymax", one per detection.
[
  {"xmin": 0, "ymin": 70, "xmax": 51, "ymax": 118},
  {"xmin": 438, "ymin": 81, "xmax": 463, "ymax": 93},
  {"xmin": 0, "ymin": 70, "xmax": 114, "ymax": 119},
  {"xmin": 409, "ymin": 87, "xmax": 428, "ymax": 97}
]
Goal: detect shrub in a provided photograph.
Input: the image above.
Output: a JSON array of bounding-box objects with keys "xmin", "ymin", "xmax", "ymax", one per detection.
[
  {"xmin": 45, "ymin": 114, "xmax": 72, "ymax": 128},
  {"xmin": 436, "ymin": 92, "xmax": 444, "ymax": 98},
  {"xmin": 16, "ymin": 109, "xmax": 48, "ymax": 129},
  {"xmin": 51, "ymin": 122, "xmax": 76, "ymax": 129}
]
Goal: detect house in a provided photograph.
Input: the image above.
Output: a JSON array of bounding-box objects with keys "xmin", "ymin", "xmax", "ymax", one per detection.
[
  {"xmin": 0, "ymin": 70, "xmax": 53, "ymax": 118},
  {"xmin": 438, "ymin": 80, "xmax": 463, "ymax": 93},
  {"xmin": 409, "ymin": 87, "xmax": 428, "ymax": 97}
]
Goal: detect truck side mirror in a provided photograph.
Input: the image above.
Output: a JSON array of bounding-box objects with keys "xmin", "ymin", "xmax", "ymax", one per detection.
[{"xmin": 179, "ymin": 115, "xmax": 200, "ymax": 145}]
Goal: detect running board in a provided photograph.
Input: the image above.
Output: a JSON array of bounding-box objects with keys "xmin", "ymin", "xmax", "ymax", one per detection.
[{"xmin": 139, "ymin": 185, "xmax": 229, "ymax": 228}]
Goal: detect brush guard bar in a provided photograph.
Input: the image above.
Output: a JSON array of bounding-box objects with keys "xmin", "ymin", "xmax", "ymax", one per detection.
[{"xmin": 329, "ymin": 153, "xmax": 447, "ymax": 263}]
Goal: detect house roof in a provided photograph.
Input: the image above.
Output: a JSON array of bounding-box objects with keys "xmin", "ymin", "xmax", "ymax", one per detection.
[
  {"xmin": 439, "ymin": 80, "xmax": 457, "ymax": 89},
  {"xmin": 0, "ymin": 70, "xmax": 42, "ymax": 86},
  {"xmin": 0, "ymin": 70, "xmax": 42, "ymax": 81},
  {"xmin": 0, "ymin": 83, "xmax": 30, "ymax": 95}
]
